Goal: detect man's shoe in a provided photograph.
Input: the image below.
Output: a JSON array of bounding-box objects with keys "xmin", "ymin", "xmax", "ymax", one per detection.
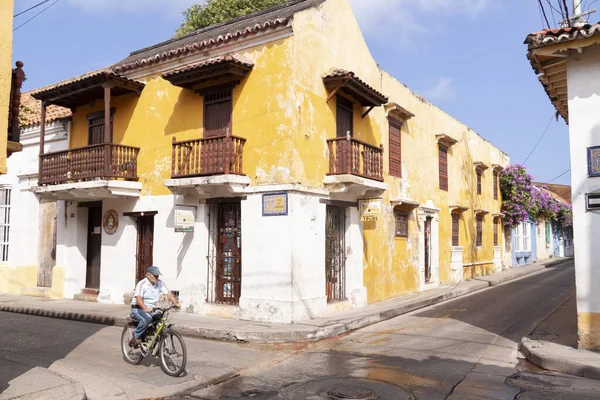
[{"xmin": 129, "ymin": 337, "xmax": 142, "ymax": 348}]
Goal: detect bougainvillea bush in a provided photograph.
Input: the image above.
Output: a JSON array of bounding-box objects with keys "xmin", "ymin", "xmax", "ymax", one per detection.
[{"xmin": 499, "ymin": 164, "xmax": 573, "ymax": 229}]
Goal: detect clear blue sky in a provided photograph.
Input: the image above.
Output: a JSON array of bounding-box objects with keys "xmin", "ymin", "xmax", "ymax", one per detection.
[{"xmin": 12, "ymin": 0, "xmax": 576, "ymax": 185}]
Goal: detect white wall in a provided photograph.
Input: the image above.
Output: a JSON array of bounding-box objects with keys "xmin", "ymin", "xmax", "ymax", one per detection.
[
  {"xmin": 0, "ymin": 121, "xmax": 69, "ymax": 271},
  {"xmin": 240, "ymin": 191, "xmax": 328, "ymax": 323},
  {"xmin": 567, "ymin": 44, "xmax": 600, "ymax": 316}
]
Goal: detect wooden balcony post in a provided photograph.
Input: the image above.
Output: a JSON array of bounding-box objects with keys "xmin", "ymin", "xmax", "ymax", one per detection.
[
  {"xmin": 379, "ymin": 143, "xmax": 384, "ymax": 180},
  {"xmin": 38, "ymin": 101, "xmax": 47, "ymax": 183},
  {"xmin": 346, "ymin": 132, "xmax": 352, "ymax": 175},
  {"xmin": 103, "ymin": 84, "xmax": 112, "ymax": 178},
  {"xmin": 172, "ymin": 136, "xmax": 176, "ymax": 177},
  {"xmin": 224, "ymin": 129, "xmax": 231, "ymax": 174}
]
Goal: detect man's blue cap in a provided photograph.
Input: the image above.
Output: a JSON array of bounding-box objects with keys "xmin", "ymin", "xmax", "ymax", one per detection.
[{"xmin": 147, "ymin": 266, "xmax": 161, "ymax": 276}]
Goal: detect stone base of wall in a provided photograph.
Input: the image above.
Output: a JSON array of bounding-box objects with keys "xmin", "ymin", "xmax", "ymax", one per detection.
[
  {"xmin": 239, "ymin": 296, "xmax": 327, "ymax": 324},
  {"xmin": 578, "ymin": 312, "xmax": 600, "ymax": 351}
]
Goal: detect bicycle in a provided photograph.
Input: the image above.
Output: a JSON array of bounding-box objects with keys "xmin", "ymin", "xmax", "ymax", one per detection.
[{"xmin": 121, "ymin": 305, "xmax": 187, "ymax": 377}]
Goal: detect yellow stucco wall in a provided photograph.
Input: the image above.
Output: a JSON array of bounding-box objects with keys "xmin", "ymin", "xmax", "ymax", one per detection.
[
  {"xmin": 289, "ymin": 0, "xmax": 509, "ymax": 302},
  {"xmin": 61, "ymin": 0, "xmax": 509, "ymax": 305},
  {"xmin": 0, "ymin": 0, "xmax": 14, "ymax": 174},
  {"xmin": 1, "ymin": 265, "xmax": 65, "ymax": 298}
]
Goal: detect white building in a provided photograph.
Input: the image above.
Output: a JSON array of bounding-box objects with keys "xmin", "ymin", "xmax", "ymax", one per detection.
[
  {"xmin": 525, "ymin": 21, "xmax": 599, "ymax": 350},
  {"xmin": 0, "ymin": 93, "xmax": 70, "ymax": 296}
]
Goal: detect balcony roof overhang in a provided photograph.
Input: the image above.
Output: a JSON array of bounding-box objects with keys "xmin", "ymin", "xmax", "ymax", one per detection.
[
  {"xmin": 449, "ymin": 205, "xmax": 469, "ymax": 214},
  {"xmin": 474, "ymin": 161, "xmax": 490, "ymax": 171},
  {"xmin": 384, "ymin": 102, "xmax": 415, "ymax": 120},
  {"xmin": 31, "ymin": 71, "xmax": 145, "ymax": 108},
  {"xmin": 33, "ymin": 180, "xmax": 142, "ymax": 201},
  {"xmin": 7, "ymin": 140, "xmax": 23, "ymax": 157},
  {"xmin": 390, "ymin": 197, "xmax": 420, "ymax": 209},
  {"xmin": 323, "ymin": 69, "xmax": 388, "ymax": 108},
  {"xmin": 323, "ymin": 174, "xmax": 388, "ymax": 200},
  {"xmin": 162, "ymin": 54, "xmax": 254, "ymax": 89},
  {"xmin": 164, "ymin": 174, "xmax": 251, "ymax": 198},
  {"xmin": 435, "ymin": 133, "xmax": 458, "ymax": 147},
  {"xmin": 474, "ymin": 209, "xmax": 490, "ymax": 216}
]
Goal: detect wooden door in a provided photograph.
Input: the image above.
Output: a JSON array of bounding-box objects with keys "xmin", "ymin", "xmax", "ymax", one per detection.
[
  {"xmin": 37, "ymin": 201, "xmax": 57, "ymax": 287},
  {"xmin": 215, "ymin": 203, "xmax": 242, "ymax": 304},
  {"xmin": 424, "ymin": 217, "xmax": 432, "ymax": 283},
  {"xmin": 136, "ymin": 216, "xmax": 154, "ymax": 284},
  {"xmin": 85, "ymin": 206, "xmax": 102, "ymax": 289},
  {"xmin": 336, "ymin": 97, "xmax": 354, "ymax": 174}
]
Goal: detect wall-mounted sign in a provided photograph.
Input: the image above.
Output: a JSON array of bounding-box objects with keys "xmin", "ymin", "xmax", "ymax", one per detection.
[
  {"xmin": 175, "ymin": 206, "xmax": 196, "ymax": 232},
  {"xmin": 588, "ymin": 146, "xmax": 600, "ymax": 177},
  {"xmin": 102, "ymin": 210, "xmax": 119, "ymax": 235},
  {"xmin": 262, "ymin": 193, "xmax": 288, "ymax": 216},
  {"xmin": 359, "ymin": 198, "xmax": 382, "ymax": 222},
  {"xmin": 586, "ymin": 193, "xmax": 600, "ymax": 210}
]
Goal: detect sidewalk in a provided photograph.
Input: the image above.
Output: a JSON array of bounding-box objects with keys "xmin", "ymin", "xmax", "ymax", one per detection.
[
  {"xmin": 520, "ymin": 290, "xmax": 600, "ymax": 381},
  {"xmin": 0, "ymin": 257, "xmax": 572, "ymax": 344}
]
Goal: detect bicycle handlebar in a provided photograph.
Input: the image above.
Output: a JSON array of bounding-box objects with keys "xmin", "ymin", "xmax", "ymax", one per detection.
[{"xmin": 152, "ymin": 305, "xmax": 180, "ymax": 313}]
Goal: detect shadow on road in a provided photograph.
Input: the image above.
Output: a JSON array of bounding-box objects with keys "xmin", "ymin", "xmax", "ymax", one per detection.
[{"xmin": 0, "ymin": 311, "xmax": 106, "ymax": 395}]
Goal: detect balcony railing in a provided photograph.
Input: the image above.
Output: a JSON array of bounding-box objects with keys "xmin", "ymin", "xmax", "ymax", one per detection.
[
  {"xmin": 171, "ymin": 134, "xmax": 246, "ymax": 178},
  {"xmin": 39, "ymin": 144, "xmax": 139, "ymax": 185},
  {"xmin": 327, "ymin": 135, "xmax": 384, "ymax": 181}
]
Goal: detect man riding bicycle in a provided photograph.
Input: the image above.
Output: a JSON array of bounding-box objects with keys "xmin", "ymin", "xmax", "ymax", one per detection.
[{"xmin": 130, "ymin": 266, "xmax": 181, "ymax": 347}]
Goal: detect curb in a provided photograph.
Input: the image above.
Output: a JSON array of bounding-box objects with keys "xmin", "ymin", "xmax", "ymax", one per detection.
[
  {"xmin": 10, "ymin": 383, "xmax": 86, "ymax": 400},
  {"xmin": 519, "ymin": 338, "xmax": 600, "ymax": 381},
  {"xmin": 0, "ymin": 258, "xmax": 573, "ymax": 343}
]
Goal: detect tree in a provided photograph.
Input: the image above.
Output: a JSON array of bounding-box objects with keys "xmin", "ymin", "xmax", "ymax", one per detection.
[{"xmin": 176, "ymin": 0, "xmax": 288, "ymax": 37}]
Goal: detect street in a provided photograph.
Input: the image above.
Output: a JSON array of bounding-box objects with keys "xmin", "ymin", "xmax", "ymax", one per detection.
[{"xmin": 2, "ymin": 262, "xmax": 598, "ymax": 399}]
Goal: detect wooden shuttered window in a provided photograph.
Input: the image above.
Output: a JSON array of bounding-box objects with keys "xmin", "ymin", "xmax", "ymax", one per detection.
[
  {"xmin": 87, "ymin": 109, "xmax": 114, "ymax": 145},
  {"xmin": 394, "ymin": 210, "xmax": 409, "ymax": 238},
  {"xmin": 336, "ymin": 96, "xmax": 354, "ymax": 138},
  {"xmin": 388, "ymin": 118, "xmax": 402, "ymax": 178},
  {"xmin": 476, "ymin": 215, "xmax": 483, "ymax": 247},
  {"xmin": 476, "ymin": 169, "xmax": 482, "ymax": 195},
  {"xmin": 452, "ymin": 214, "xmax": 460, "ymax": 247},
  {"xmin": 493, "ymin": 171, "xmax": 499, "ymax": 200},
  {"xmin": 204, "ymin": 88, "xmax": 233, "ymax": 137},
  {"xmin": 493, "ymin": 218, "xmax": 499, "ymax": 246},
  {"xmin": 439, "ymin": 144, "xmax": 448, "ymax": 191}
]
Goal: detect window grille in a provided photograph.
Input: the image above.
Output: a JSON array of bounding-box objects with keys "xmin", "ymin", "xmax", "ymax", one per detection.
[{"xmin": 0, "ymin": 188, "xmax": 11, "ymax": 262}]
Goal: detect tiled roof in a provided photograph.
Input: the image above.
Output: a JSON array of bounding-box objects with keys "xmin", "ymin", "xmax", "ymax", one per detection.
[
  {"xmin": 29, "ymin": 68, "xmax": 114, "ymax": 99},
  {"xmin": 524, "ymin": 23, "xmax": 600, "ymax": 49},
  {"xmin": 534, "ymin": 182, "xmax": 572, "ymax": 205},
  {"xmin": 322, "ymin": 68, "xmax": 388, "ymax": 106},
  {"xmin": 162, "ymin": 54, "xmax": 254, "ymax": 79},
  {"xmin": 19, "ymin": 92, "xmax": 72, "ymax": 127},
  {"xmin": 113, "ymin": 0, "xmax": 325, "ymax": 73}
]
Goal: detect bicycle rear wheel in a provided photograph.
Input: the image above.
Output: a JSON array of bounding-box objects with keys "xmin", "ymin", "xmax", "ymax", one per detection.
[
  {"xmin": 159, "ymin": 329, "xmax": 187, "ymax": 377},
  {"xmin": 121, "ymin": 323, "xmax": 143, "ymax": 365}
]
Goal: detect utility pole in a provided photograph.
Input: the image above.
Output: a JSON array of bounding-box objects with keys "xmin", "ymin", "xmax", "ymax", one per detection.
[{"xmin": 564, "ymin": 0, "xmax": 596, "ymax": 27}]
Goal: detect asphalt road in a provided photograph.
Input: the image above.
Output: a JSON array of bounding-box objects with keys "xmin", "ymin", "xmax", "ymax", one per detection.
[
  {"xmin": 191, "ymin": 262, "xmax": 582, "ymax": 400},
  {"xmin": 3, "ymin": 262, "xmax": 598, "ymax": 400}
]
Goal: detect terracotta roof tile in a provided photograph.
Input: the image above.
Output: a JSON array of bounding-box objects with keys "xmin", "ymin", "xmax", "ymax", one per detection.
[
  {"xmin": 112, "ymin": 0, "xmax": 325, "ymax": 73},
  {"xmin": 162, "ymin": 54, "xmax": 254, "ymax": 79},
  {"xmin": 524, "ymin": 23, "xmax": 600, "ymax": 49},
  {"xmin": 322, "ymin": 68, "xmax": 388, "ymax": 105},
  {"xmin": 19, "ymin": 92, "xmax": 72, "ymax": 127},
  {"xmin": 29, "ymin": 67, "xmax": 114, "ymax": 98}
]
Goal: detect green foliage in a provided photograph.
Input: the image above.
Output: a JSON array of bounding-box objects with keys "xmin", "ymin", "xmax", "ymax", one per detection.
[
  {"xmin": 18, "ymin": 103, "xmax": 33, "ymax": 127},
  {"xmin": 176, "ymin": 0, "xmax": 288, "ymax": 37}
]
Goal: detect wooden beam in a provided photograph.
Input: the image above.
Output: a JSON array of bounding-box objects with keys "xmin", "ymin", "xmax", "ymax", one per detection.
[
  {"xmin": 361, "ymin": 105, "xmax": 375, "ymax": 119},
  {"xmin": 326, "ymin": 86, "xmax": 342, "ymax": 103},
  {"xmin": 38, "ymin": 101, "xmax": 47, "ymax": 183},
  {"xmin": 104, "ymin": 84, "xmax": 112, "ymax": 144}
]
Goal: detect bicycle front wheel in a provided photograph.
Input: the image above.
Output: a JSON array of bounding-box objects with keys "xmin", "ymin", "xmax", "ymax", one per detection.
[
  {"xmin": 121, "ymin": 323, "xmax": 143, "ymax": 365},
  {"xmin": 159, "ymin": 329, "xmax": 187, "ymax": 377}
]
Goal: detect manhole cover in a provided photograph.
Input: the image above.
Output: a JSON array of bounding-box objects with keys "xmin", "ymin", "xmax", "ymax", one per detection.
[
  {"xmin": 280, "ymin": 377, "xmax": 413, "ymax": 400},
  {"xmin": 328, "ymin": 386, "xmax": 378, "ymax": 399}
]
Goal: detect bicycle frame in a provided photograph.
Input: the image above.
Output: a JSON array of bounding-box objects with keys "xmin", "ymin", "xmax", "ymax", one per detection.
[{"xmin": 141, "ymin": 307, "xmax": 176, "ymax": 355}]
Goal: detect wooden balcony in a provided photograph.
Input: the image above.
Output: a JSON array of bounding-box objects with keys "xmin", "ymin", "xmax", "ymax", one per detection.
[
  {"xmin": 327, "ymin": 135, "xmax": 384, "ymax": 181},
  {"xmin": 39, "ymin": 144, "xmax": 139, "ymax": 185},
  {"xmin": 171, "ymin": 134, "xmax": 246, "ymax": 178}
]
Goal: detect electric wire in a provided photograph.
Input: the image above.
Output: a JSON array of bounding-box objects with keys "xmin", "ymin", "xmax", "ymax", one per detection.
[
  {"xmin": 13, "ymin": 0, "xmax": 60, "ymax": 32},
  {"xmin": 523, "ymin": 114, "xmax": 555, "ymax": 165},
  {"xmin": 546, "ymin": 169, "xmax": 571, "ymax": 184},
  {"xmin": 538, "ymin": 0, "xmax": 552, "ymax": 28},
  {"xmin": 13, "ymin": 0, "xmax": 52, "ymax": 18}
]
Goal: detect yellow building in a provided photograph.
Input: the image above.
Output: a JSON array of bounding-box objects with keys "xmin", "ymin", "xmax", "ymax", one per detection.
[{"xmin": 13, "ymin": 0, "xmax": 508, "ymax": 322}]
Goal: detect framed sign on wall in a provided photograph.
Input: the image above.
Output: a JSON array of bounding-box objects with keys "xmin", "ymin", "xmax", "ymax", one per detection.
[{"xmin": 588, "ymin": 146, "xmax": 600, "ymax": 177}]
